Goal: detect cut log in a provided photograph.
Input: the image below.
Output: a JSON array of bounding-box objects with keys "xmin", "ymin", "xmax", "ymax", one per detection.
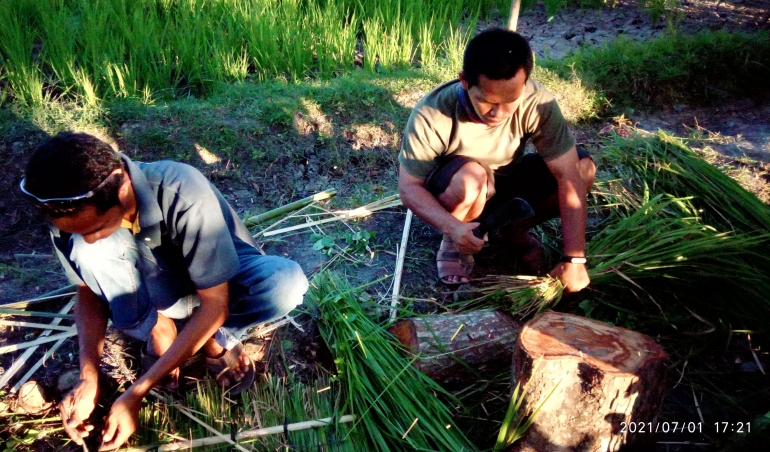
[
  {"xmin": 389, "ymin": 311, "xmax": 521, "ymax": 385},
  {"xmin": 512, "ymin": 311, "xmax": 668, "ymax": 452}
]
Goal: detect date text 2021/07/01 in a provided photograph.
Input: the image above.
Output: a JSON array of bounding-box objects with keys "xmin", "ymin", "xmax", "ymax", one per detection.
[{"xmin": 621, "ymin": 422, "xmax": 751, "ymax": 434}]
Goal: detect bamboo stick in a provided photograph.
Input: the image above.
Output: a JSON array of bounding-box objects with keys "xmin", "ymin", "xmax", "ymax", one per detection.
[
  {"xmin": 147, "ymin": 390, "xmax": 251, "ymax": 452},
  {"xmin": 508, "ymin": 0, "xmax": 522, "ymax": 31},
  {"xmin": 125, "ymin": 414, "xmax": 356, "ymax": 451},
  {"xmin": 0, "ymin": 297, "xmax": 76, "ymax": 389},
  {"xmin": 0, "ymin": 308, "xmax": 75, "ymax": 319},
  {"xmin": 243, "ymin": 189, "xmax": 338, "ymax": 227},
  {"xmin": 263, "ymin": 196, "xmax": 402, "ymax": 237},
  {"xmin": 11, "ymin": 336, "xmax": 69, "ymax": 394},
  {"xmin": 0, "ymin": 285, "xmax": 77, "ymax": 309},
  {"xmin": 0, "ymin": 330, "xmax": 77, "ymax": 355},
  {"xmin": 389, "ymin": 210, "xmax": 413, "ymax": 323},
  {"xmin": 0, "ymin": 320, "xmax": 75, "ymax": 331}
]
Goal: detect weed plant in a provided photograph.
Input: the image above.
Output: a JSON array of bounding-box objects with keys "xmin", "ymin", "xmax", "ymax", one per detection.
[{"xmin": 543, "ymin": 31, "xmax": 770, "ymax": 110}]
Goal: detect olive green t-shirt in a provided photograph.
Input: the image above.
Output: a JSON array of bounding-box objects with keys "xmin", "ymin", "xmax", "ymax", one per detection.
[{"xmin": 399, "ymin": 78, "xmax": 575, "ymax": 179}]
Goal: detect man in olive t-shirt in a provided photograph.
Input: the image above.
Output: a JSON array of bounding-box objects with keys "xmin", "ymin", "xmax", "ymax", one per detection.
[{"xmin": 398, "ymin": 28, "xmax": 595, "ymax": 290}]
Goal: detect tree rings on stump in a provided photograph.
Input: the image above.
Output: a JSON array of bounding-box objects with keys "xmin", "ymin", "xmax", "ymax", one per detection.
[{"xmin": 512, "ymin": 311, "xmax": 668, "ymax": 452}]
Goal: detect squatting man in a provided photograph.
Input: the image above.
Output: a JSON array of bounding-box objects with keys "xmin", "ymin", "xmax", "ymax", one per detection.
[
  {"xmin": 21, "ymin": 132, "xmax": 309, "ymax": 450},
  {"xmin": 398, "ymin": 27, "xmax": 595, "ymax": 290}
]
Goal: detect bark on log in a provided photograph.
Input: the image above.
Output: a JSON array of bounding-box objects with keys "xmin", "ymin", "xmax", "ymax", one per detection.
[
  {"xmin": 389, "ymin": 310, "xmax": 520, "ymax": 385},
  {"xmin": 512, "ymin": 311, "xmax": 668, "ymax": 452}
]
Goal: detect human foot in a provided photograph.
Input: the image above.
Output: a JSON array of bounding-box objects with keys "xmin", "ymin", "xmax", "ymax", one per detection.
[
  {"xmin": 140, "ymin": 346, "xmax": 180, "ymax": 391},
  {"xmin": 204, "ymin": 340, "xmax": 256, "ymax": 394},
  {"xmin": 436, "ymin": 234, "xmax": 475, "ymax": 286},
  {"xmin": 143, "ymin": 313, "xmax": 180, "ymax": 390}
]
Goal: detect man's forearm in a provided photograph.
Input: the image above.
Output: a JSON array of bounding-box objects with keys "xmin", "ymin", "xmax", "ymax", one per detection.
[
  {"xmin": 128, "ymin": 282, "xmax": 230, "ymax": 398},
  {"xmin": 401, "ymin": 185, "xmax": 458, "ymax": 234},
  {"xmin": 75, "ymin": 285, "xmax": 109, "ymax": 382},
  {"xmin": 557, "ymin": 179, "xmax": 587, "ymax": 257}
]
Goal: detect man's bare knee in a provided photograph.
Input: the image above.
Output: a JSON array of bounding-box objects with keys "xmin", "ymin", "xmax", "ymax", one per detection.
[
  {"xmin": 438, "ymin": 162, "xmax": 488, "ymax": 211},
  {"xmin": 580, "ymin": 158, "xmax": 596, "ymax": 194},
  {"xmin": 149, "ymin": 313, "xmax": 177, "ymax": 343}
]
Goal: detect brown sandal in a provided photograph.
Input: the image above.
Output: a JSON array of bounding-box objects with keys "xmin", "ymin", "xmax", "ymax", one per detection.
[
  {"xmin": 436, "ymin": 234, "xmax": 474, "ymax": 286},
  {"xmin": 205, "ymin": 342, "xmax": 256, "ymax": 395}
]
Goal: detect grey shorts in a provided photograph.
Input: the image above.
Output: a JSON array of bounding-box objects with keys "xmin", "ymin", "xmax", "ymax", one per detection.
[{"xmin": 425, "ymin": 149, "xmax": 592, "ymax": 216}]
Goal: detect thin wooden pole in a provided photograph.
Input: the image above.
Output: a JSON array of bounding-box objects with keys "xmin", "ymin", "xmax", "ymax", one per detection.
[
  {"xmin": 508, "ymin": 0, "xmax": 522, "ymax": 31},
  {"xmin": 0, "ymin": 297, "xmax": 76, "ymax": 389},
  {"xmin": 0, "ymin": 330, "xmax": 77, "ymax": 355},
  {"xmin": 11, "ymin": 336, "xmax": 69, "ymax": 394},
  {"xmin": 243, "ymin": 189, "xmax": 337, "ymax": 227},
  {"xmin": 0, "ymin": 308, "xmax": 75, "ymax": 319},
  {"xmin": 124, "ymin": 414, "xmax": 356, "ymax": 451},
  {"xmin": 389, "ymin": 210, "xmax": 413, "ymax": 323},
  {"xmin": 0, "ymin": 285, "xmax": 77, "ymax": 309},
  {"xmin": 262, "ymin": 197, "xmax": 402, "ymax": 237},
  {"xmin": 0, "ymin": 320, "xmax": 75, "ymax": 331}
]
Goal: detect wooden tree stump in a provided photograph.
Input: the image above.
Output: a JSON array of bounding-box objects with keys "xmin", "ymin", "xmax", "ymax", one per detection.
[
  {"xmin": 512, "ymin": 311, "xmax": 668, "ymax": 452},
  {"xmin": 389, "ymin": 310, "xmax": 520, "ymax": 386}
]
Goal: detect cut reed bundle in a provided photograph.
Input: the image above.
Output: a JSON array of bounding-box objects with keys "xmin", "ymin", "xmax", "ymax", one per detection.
[
  {"xmin": 307, "ymin": 271, "xmax": 477, "ymax": 451},
  {"xmin": 464, "ymin": 275, "xmax": 564, "ymax": 318},
  {"xmin": 603, "ymin": 131, "xmax": 770, "ymax": 233}
]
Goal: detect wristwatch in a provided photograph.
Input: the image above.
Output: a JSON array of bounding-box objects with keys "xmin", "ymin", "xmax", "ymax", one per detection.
[{"xmin": 561, "ymin": 255, "xmax": 587, "ymax": 264}]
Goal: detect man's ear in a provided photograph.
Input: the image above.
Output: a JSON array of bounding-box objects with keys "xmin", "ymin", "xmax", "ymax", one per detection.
[
  {"xmin": 458, "ymin": 71, "xmax": 469, "ymax": 91},
  {"xmin": 117, "ymin": 170, "xmax": 132, "ymax": 205}
]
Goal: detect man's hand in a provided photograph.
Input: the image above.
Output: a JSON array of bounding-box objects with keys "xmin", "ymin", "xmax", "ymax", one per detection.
[
  {"xmin": 550, "ymin": 262, "xmax": 590, "ymax": 293},
  {"xmin": 448, "ymin": 221, "xmax": 485, "ymax": 255},
  {"xmin": 59, "ymin": 377, "xmax": 99, "ymax": 445},
  {"xmin": 99, "ymin": 391, "xmax": 142, "ymax": 451}
]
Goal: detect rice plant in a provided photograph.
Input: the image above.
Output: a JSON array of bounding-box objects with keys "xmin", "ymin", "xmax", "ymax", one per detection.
[
  {"xmin": 135, "ymin": 375, "xmax": 358, "ymax": 451},
  {"xmin": 306, "ymin": 271, "xmax": 477, "ymax": 451}
]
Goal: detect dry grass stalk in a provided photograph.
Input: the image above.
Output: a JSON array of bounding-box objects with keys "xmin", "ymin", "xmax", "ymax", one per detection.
[
  {"xmin": 470, "ymin": 275, "xmax": 564, "ymax": 318},
  {"xmin": 0, "ymin": 297, "xmax": 76, "ymax": 389},
  {"xmin": 0, "ymin": 320, "xmax": 75, "ymax": 331},
  {"xmin": 0, "ymin": 287, "xmax": 76, "ymax": 309},
  {"xmin": 262, "ymin": 195, "xmax": 402, "ymax": 237},
  {"xmin": 0, "ymin": 330, "xmax": 77, "ymax": 355},
  {"xmin": 389, "ymin": 209, "xmax": 413, "ymax": 322},
  {"xmin": 126, "ymin": 415, "xmax": 357, "ymax": 451}
]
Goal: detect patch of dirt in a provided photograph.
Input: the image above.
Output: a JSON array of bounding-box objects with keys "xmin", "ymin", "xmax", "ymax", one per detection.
[{"xmin": 511, "ymin": 0, "xmax": 769, "ymax": 61}]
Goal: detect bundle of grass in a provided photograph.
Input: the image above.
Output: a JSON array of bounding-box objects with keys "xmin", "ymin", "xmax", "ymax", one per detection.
[
  {"xmin": 133, "ymin": 375, "xmax": 357, "ymax": 451},
  {"xmin": 587, "ymin": 195, "xmax": 770, "ymax": 333},
  {"xmin": 460, "ymin": 275, "xmax": 564, "ymax": 319},
  {"xmin": 470, "ymin": 133, "xmax": 770, "ymax": 335},
  {"xmin": 602, "ymin": 131, "xmax": 770, "ymax": 233},
  {"xmin": 306, "ymin": 271, "xmax": 476, "ymax": 451}
]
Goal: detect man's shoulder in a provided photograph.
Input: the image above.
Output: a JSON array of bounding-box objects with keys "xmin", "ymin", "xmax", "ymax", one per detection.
[
  {"xmin": 413, "ymin": 79, "xmax": 462, "ymax": 118},
  {"xmin": 138, "ymin": 160, "xmax": 211, "ymax": 195},
  {"xmin": 522, "ymin": 78, "xmax": 554, "ymax": 101}
]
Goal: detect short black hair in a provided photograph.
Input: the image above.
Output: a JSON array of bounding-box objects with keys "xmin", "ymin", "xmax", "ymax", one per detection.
[
  {"xmin": 462, "ymin": 28, "xmax": 534, "ymax": 88},
  {"xmin": 23, "ymin": 132, "xmax": 125, "ymax": 218}
]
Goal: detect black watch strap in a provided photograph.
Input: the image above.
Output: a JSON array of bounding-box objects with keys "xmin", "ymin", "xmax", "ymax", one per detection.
[{"xmin": 561, "ymin": 255, "xmax": 587, "ymax": 264}]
